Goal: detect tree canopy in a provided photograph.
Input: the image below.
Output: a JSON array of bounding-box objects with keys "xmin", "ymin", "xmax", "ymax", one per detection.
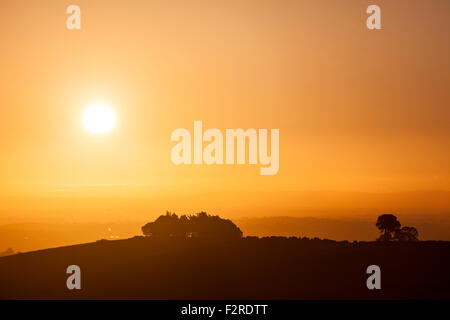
[
  {"xmin": 142, "ymin": 211, "xmax": 243, "ymax": 239},
  {"xmin": 375, "ymin": 214, "xmax": 418, "ymax": 242}
]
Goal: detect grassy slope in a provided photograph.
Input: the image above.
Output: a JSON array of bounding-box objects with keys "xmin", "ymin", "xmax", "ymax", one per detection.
[{"xmin": 0, "ymin": 237, "xmax": 449, "ymax": 299}]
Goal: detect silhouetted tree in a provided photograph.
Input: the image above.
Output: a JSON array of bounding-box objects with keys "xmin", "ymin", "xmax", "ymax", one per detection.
[
  {"xmin": 375, "ymin": 214, "xmax": 419, "ymax": 242},
  {"xmin": 142, "ymin": 211, "xmax": 188, "ymax": 237},
  {"xmin": 188, "ymin": 212, "xmax": 243, "ymax": 239},
  {"xmin": 394, "ymin": 226, "xmax": 419, "ymax": 242},
  {"xmin": 376, "ymin": 214, "xmax": 401, "ymax": 241},
  {"xmin": 141, "ymin": 211, "xmax": 242, "ymax": 239}
]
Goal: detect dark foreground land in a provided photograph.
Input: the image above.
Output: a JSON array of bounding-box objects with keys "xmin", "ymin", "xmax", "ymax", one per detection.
[{"xmin": 0, "ymin": 237, "xmax": 449, "ymax": 299}]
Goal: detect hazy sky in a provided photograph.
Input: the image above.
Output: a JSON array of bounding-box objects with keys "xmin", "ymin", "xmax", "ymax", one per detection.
[{"xmin": 0, "ymin": 0, "xmax": 449, "ymax": 222}]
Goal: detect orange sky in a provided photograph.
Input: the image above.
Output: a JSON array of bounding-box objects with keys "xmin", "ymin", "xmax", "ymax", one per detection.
[{"xmin": 0, "ymin": 0, "xmax": 449, "ymax": 223}]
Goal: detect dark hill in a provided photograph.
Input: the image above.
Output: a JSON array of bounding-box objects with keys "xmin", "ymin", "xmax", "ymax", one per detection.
[{"xmin": 0, "ymin": 237, "xmax": 449, "ymax": 299}]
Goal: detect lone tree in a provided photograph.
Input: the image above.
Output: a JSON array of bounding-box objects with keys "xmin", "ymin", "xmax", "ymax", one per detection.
[
  {"xmin": 376, "ymin": 214, "xmax": 401, "ymax": 241},
  {"xmin": 375, "ymin": 214, "xmax": 419, "ymax": 242},
  {"xmin": 142, "ymin": 211, "xmax": 242, "ymax": 240}
]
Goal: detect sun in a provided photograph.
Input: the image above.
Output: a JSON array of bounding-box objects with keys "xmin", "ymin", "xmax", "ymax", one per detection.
[{"xmin": 82, "ymin": 104, "xmax": 116, "ymax": 134}]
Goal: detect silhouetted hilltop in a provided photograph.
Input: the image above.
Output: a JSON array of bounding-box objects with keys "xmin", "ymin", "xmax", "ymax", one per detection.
[
  {"xmin": 236, "ymin": 216, "xmax": 450, "ymax": 241},
  {"xmin": 0, "ymin": 237, "xmax": 449, "ymax": 299},
  {"xmin": 3, "ymin": 215, "xmax": 450, "ymax": 253}
]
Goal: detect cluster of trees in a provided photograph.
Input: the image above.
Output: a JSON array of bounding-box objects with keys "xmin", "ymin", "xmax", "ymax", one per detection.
[
  {"xmin": 141, "ymin": 211, "xmax": 243, "ymax": 239},
  {"xmin": 375, "ymin": 214, "xmax": 419, "ymax": 242},
  {"xmin": 141, "ymin": 211, "xmax": 420, "ymax": 243}
]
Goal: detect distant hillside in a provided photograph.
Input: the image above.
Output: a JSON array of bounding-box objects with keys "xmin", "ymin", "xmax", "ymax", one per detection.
[
  {"xmin": 0, "ymin": 237, "xmax": 449, "ymax": 299},
  {"xmin": 236, "ymin": 216, "xmax": 450, "ymax": 241},
  {"xmin": 1, "ymin": 215, "xmax": 450, "ymax": 253},
  {"xmin": 0, "ymin": 223, "xmax": 138, "ymax": 253},
  {"xmin": 2, "ymin": 190, "xmax": 450, "ymax": 226}
]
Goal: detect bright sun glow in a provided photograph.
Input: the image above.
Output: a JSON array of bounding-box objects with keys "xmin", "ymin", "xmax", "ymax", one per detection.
[{"xmin": 82, "ymin": 105, "xmax": 116, "ymax": 134}]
